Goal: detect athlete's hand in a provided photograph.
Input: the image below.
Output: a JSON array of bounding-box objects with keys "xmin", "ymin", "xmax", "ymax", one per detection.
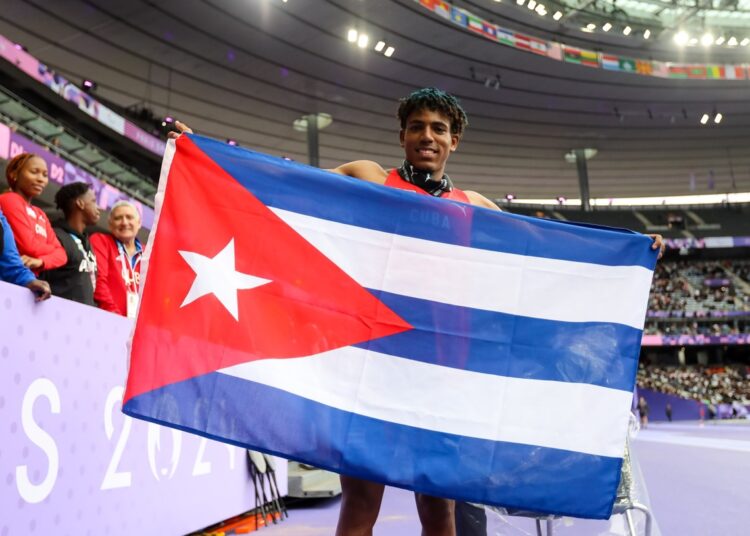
[
  {"xmin": 21, "ymin": 255, "xmax": 43, "ymax": 270},
  {"xmin": 26, "ymin": 279, "xmax": 51, "ymax": 302},
  {"xmin": 167, "ymin": 120, "xmax": 194, "ymax": 140},
  {"xmin": 648, "ymin": 234, "xmax": 665, "ymax": 259}
]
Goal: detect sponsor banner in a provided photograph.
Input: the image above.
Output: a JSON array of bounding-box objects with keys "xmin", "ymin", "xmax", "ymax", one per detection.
[
  {"xmin": 0, "ymin": 34, "xmax": 165, "ymax": 156},
  {"xmin": 0, "ymin": 34, "xmax": 43, "ymax": 83},
  {"xmin": 642, "ymin": 333, "xmax": 750, "ymax": 346}
]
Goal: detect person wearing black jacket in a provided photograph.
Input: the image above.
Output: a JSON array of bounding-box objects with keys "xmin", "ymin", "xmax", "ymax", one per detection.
[{"xmin": 42, "ymin": 182, "xmax": 100, "ymax": 305}]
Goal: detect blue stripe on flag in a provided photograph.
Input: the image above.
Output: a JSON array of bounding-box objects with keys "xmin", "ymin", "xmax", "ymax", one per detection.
[
  {"xmin": 188, "ymin": 135, "xmax": 658, "ymax": 269},
  {"xmin": 124, "ymin": 372, "xmax": 622, "ymax": 519},
  {"xmin": 356, "ymin": 290, "xmax": 641, "ymax": 392}
]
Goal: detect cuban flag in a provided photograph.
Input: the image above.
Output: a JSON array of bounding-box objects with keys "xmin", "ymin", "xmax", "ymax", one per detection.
[{"xmin": 123, "ymin": 135, "xmax": 657, "ymax": 519}]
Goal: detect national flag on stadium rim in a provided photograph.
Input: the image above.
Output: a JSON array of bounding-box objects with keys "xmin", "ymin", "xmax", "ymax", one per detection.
[
  {"xmin": 705, "ymin": 65, "xmax": 724, "ymax": 79},
  {"xmin": 651, "ymin": 61, "xmax": 669, "ymax": 78},
  {"xmin": 514, "ymin": 33, "xmax": 531, "ymax": 51},
  {"xmin": 618, "ymin": 57, "xmax": 636, "ymax": 72},
  {"xmin": 601, "ymin": 54, "xmax": 620, "ymax": 71},
  {"xmin": 123, "ymin": 134, "xmax": 658, "ymax": 519},
  {"xmin": 580, "ymin": 49, "xmax": 599, "ymax": 67},
  {"xmin": 480, "ymin": 21, "xmax": 498, "ymax": 39},
  {"xmin": 528, "ymin": 36, "xmax": 548, "ymax": 55},
  {"xmin": 433, "ymin": 0, "xmax": 451, "ymax": 19},
  {"xmin": 546, "ymin": 42, "xmax": 563, "ymax": 60},
  {"xmin": 418, "ymin": 0, "xmax": 437, "ymax": 10},
  {"xmin": 635, "ymin": 60, "xmax": 653, "ymax": 76},
  {"xmin": 496, "ymin": 27, "xmax": 515, "ymax": 47},
  {"xmin": 687, "ymin": 65, "xmax": 707, "ymax": 79},
  {"xmin": 450, "ymin": 5, "xmax": 469, "ymax": 27},
  {"xmin": 467, "ymin": 13, "xmax": 485, "ymax": 34},
  {"xmin": 668, "ymin": 65, "xmax": 689, "ymax": 79},
  {"xmin": 724, "ymin": 64, "xmax": 746, "ymax": 80},
  {"xmin": 563, "ymin": 45, "xmax": 582, "ymax": 64}
]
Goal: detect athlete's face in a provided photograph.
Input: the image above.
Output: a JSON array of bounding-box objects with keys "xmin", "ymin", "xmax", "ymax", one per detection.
[
  {"xmin": 12, "ymin": 156, "xmax": 48, "ymax": 200},
  {"xmin": 399, "ymin": 108, "xmax": 459, "ymax": 180},
  {"xmin": 109, "ymin": 205, "xmax": 141, "ymax": 243},
  {"xmin": 78, "ymin": 189, "xmax": 101, "ymax": 226}
]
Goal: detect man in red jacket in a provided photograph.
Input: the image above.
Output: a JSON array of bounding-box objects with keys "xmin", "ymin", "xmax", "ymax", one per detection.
[{"xmin": 90, "ymin": 200, "xmax": 143, "ymax": 317}]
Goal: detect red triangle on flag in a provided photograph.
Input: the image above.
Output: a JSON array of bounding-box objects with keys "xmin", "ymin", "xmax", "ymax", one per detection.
[{"xmin": 125, "ymin": 137, "xmax": 412, "ymax": 401}]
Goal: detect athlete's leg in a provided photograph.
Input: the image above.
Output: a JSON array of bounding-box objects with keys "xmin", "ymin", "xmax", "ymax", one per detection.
[
  {"xmin": 415, "ymin": 492, "xmax": 456, "ymax": 536},
  {"xmin": 335, "ymin": 475, "xmax": 385, "ymax": 536}
]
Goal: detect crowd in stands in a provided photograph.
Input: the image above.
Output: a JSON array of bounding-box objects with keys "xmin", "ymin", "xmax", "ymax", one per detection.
[
  {"xmin": 0, "ymin": 152, "xmax": 142, "ymax": 316},
  {"xmin": 645, "ymin": 258, "xmax": 750, "ymax": 336},
  {"xmin": 638, "ymin": 365, "xmax": 750, "ymax": 406}
]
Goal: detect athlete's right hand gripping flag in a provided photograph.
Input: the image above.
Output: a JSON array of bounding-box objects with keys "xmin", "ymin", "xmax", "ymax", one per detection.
[{"xmin": 123, "ymin": 134, "xmax": 658, "ymax": 519}]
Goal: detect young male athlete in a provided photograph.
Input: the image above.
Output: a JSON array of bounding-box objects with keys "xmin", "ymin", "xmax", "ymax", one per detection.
[{"xmin": 169, "ymin": 87, "xmax": 664, "ymax": 536}]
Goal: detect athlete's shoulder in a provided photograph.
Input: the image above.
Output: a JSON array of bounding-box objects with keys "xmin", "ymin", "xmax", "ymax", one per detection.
[
  {"xmin": 327, "ymin": 160, "xmax": 388, "ymax": 185},
  {"xmin": 464, "ymin": 190, "xmax": 502, "ymax": 211}
]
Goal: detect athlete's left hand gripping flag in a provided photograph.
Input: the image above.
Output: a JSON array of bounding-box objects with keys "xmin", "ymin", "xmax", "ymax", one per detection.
[{"xmin": 124, "ymin": 134, "xmax": 658, "ymax": 519}]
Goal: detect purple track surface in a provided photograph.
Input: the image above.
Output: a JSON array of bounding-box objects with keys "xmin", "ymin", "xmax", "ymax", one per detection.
[{"xmin": 260, "ymin": 421, "xmax": 750, "ymax": 535}]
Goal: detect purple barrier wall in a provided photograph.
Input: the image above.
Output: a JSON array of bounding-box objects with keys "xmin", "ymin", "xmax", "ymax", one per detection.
[
  {"xmin": 0, "ymin": 281, "xmax": 286, "ymax": 534},
  {"xmin": 638, "ymin": 388, "xmax": 705, "ymax": 421}
]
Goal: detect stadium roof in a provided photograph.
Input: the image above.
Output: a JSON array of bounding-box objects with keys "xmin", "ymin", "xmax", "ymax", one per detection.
[{"xmin": 1, "ymin": 0, "xmax": 749, "ymax": 200}]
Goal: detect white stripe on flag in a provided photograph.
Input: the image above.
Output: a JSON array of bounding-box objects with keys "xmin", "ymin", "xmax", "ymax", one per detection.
[
  {"xmin": 271, "ymin": 208, "xmax": 653, "ymax": 329},
  {"xmin": 219, "ymin": 347, "xmax": 632, "ymax": 458}
]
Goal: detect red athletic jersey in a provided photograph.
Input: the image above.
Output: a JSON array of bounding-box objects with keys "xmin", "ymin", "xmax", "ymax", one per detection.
[
  {"xmin": 0, "ymin": 191, "xmax": 66, "ymax": 273},
  {"xmin": 90, "ymin": 232, "xmax": 142, "ymax": 316},
  {"xmin": 384, "ymin": 168, "xmax": 470, "ymax": 203}
]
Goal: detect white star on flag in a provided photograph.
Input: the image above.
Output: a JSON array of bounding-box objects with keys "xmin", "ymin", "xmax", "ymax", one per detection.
[{"xmin": 178, "ymin": 238, "xmax": 270, "ymax": 321}]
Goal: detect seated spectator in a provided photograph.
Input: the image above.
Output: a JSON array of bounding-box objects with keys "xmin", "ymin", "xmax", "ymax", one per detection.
[
  {"xmin": 0, "ymin": 153, "xmax": 66, "ymax": 273},
  {"xmin": 42, "ymin": 182, "xmax": 100, "ymax": 305},
  {"xmin": 90, "ymin": 201, "xmax": 143, "ymax": 317},
  {"xmin": 0, "ymin": 208, "xmax": 51, "ymax": 300}
]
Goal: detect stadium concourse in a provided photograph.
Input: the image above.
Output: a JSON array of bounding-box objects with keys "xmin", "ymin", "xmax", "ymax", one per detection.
[{"xmin": 2, "ymin": 0, "xmax": 750, "ymax": 535}]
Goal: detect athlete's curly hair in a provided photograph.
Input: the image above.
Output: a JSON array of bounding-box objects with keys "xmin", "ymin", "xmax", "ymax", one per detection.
[
  {"xmin": 397, "ymin": 88, "xmax": 468, "ymax": 138},
  {"xmin": 55, "ymin": 182, "xmax": 91, "ymax": 217}
]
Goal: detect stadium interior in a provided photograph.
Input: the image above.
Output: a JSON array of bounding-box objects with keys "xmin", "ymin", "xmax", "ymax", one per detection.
[{"xmin": 2, "ymin": 0, "xmax": 750, "ymax": 535}]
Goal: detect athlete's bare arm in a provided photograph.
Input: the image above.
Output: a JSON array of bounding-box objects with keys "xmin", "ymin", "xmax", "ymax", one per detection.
[
  {"xmin": 327, "ymin": 160, "xmax": 388, "ymax": 185},
  {"xmin": 465, "ymin": 190, "xmax": 501, "ymax": 211}
]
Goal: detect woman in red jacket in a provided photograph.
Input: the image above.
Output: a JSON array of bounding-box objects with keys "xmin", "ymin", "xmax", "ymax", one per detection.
[
  {"xmin": 0, "ymin": 153, "xmax": 66, "ymax": 274},
  {"xmin": 90, "ymin": 200, "xmax": 143, "ymax": 317}
]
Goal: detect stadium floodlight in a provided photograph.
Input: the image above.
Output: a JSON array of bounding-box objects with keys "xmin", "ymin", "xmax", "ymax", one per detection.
[
  {"xmin": 535, "ymin": 4, "xmax": 546, "ymax": 15},
  {"xmin": 623, "ymin": 26, "xmax": 632, "ymax": 35},
  {"xmin": 714, "ymin": 113, "xmax": 723, "ymax": 124},
  {"xmin": 728, "ymin": 36, "xmax": 738, "ymax": 46},
  {"xmin": 715, "ymin": 36, "xmax": 725, "ymax": 45},
  {"xmin": 375, "ymin": 41, "xmax": 385, "ymax": 52},
  {"xmin": 688, "ymin": 37, "xmax": 698, "ymax": 46},
  {"xmin": 701, "ymin": 33, "xmax": 714, "ymax": 47},
  {"xmin": 674, "ymin": 31, "xmax": 689, "ymax": 45},
  {"xmin": 347, "ymin": 29, "xmax": 358, "ymax": 43},
  {"xmin": 528, "ymin": 0, "xmax": 537, "ymax": 9},
  {"xmin": 602, "ymin": 22, "xmax": 612, "ymax": 32},
  {"xmin": 384, "ymin": 46, "xmax": 395, "ymax": 57},
  {"xmin": 643, "ymin": 29, "xmax": 651, "ymax": 39},
  {"xmin": 742, "ymin": 38, "xmax": 750, "ymax": 46},
  {"xmin": 557, "ymin": 196, "xmax": 567, "ymax": 204},
  {"xmin": 357, "ymin": 33, "xmax": 369, "ymax": 48},
  {"xmin": 700, "ymin": 113, "xmax": 710, "ymax": 125},
  {"xmin": 553, "ymin": 11, "xmax": 563, "ymax": 20},
  {"xmin": 82, "ymin": 79, "xmax": 97, "ymax": 92},
  {"xmin": 517, "ymin": 0, "xmax": 526, "ymax": 5},
  {"xmin": 585, "ymin": 23, "xmax": 596, "ymax": 32},
  {"xmin": 505, "ymin": 193, "xmax": 516, "ymax": 201},
  {"xmin": 226, "ymin": 139, "xmax": 238, "ymax": 146}
]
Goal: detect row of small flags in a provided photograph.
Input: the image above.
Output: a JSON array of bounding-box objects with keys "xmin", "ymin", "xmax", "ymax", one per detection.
[{"xmin": 417, "ymin": 0, "xmax": 750, "ymax": 80}]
